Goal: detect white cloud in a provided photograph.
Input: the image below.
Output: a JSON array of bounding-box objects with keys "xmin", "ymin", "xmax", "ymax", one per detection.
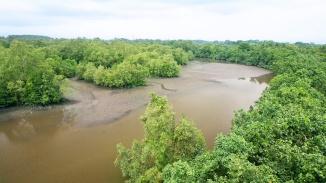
[{"xmin": 0, "ymin": 0, "xmax": 325, "ymax": 43}]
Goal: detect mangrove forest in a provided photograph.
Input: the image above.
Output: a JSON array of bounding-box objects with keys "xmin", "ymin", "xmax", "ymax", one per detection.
[{"xmin": 0, "ymin": 36, "xmax": 325, "ymax": 182}]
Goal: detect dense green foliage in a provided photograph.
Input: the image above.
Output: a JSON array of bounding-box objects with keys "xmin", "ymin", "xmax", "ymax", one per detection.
[
  {"xmin": 116, "ymin": 40, "xmax": 326, "ymax": 182},
  {"xmin": 0, "ymin": 37, "xmax": 192, "ymax": 106},
  {"xmin": 75, "ymin": 40, "xmax": 192, "ymax": 88},
  {"xmin": 115, "ymin": 93, "xmax": 205, "ymax": 182},
  {"xmin": 0, "ymin": 41, "xmax": 69, "ymax": 106}
]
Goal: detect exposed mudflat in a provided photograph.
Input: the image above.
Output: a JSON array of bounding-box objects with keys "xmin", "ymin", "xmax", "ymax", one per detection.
[{"xmin": 38, "ymin": 61, "xmax": 272, "ymax": 127}]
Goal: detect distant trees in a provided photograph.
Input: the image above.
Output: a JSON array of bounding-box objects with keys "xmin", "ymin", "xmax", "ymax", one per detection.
[{"xmin": 167, "ymin": 40, "xmax": 325, "ymax": 72}]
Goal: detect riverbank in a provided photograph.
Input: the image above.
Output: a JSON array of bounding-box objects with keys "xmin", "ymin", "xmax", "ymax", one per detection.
[{"xmin": 1, "ymin": 61, "xmax": 272, "ymax": 128}]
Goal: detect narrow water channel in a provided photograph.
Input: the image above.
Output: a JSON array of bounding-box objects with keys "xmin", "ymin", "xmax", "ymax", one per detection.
[{"xmin": 0, "ymin": 61, "xmax": 272, "ymax": 183}]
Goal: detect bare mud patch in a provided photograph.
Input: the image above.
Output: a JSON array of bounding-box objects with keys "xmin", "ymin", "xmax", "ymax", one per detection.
[{"xmin": 0, "ymin": 61, "xmax": 272, "ymax": 128}]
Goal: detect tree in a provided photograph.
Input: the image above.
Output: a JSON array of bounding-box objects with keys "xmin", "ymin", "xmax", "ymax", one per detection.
[
  {"xmin": 22, "ymin": 63, "xmax": 64, "ymax": 105},
  {"xmin": 93, "ymin": 65, "xmax": 107, "ymax": 85},
  {"xmin": 172, "ymin": 48, "xmax": 190, "ymax": 65},
  {"xmin": 0, "ymin": 40, "xmax": 68, "ymax": 106},
  {"xmin": 83, "ymin": 62, "xmax": 97, "ymax": 81},
  {"xmin": 115, "ymin": 93, "xmax": 205, "ymax": 182},
  {"xmin": 105, "ymin": 60, "xmax": 149, "ymax": 88}
]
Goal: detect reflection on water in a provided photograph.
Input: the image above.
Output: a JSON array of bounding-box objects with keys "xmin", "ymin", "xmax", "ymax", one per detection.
[
  {"xmin": 0, "ymin": 63, "xmax": 273, "ymax": 183},
  {"xmin": 0, "ymin": 105, "xmax": 144, "ymax": 183},
  {"xmin": 249, "ymin": 73, "xmax": 274, "ymax": 84},
  {"xmin": 0, "ymin": 108, "xmax": 76, "ymax": 143},
  {"xmin": 13, "ymin": 119, "xmax": 36, "ymax": 138},
  {"xmin": 239, "ymin": 73, "xmax": 274, "ymax": 84}
]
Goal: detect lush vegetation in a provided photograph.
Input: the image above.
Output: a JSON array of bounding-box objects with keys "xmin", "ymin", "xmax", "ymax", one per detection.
[
  {"xmin": 115, "ymin": 40, "xmax": 326, "ymax": 182},
  {"xmin": 0, "ymin": 36, "xmax": 193, "ymax": 106},
  {"xmin": 75, "ymin": 41, "xmax": 192, "ymax": 88},
  {"xmin": 115, "ymin": 93, "xmax": 205, "ymax": 182},
  {"xmin": 0, "ymin": 40, "xmax": 70, "ymax": 106},
  {"xmin": 1, "ymin": 35, "xmax": 325, "ymax": 182}
]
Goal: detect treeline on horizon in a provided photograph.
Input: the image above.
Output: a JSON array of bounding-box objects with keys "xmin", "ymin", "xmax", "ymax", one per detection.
[
  {"xmin": 0, "ymin": 35, "xmax": 325, "ymax": 182},
  {"xmin": 1, "ymin": 35, "xmax": 325, "ymax": 107}
]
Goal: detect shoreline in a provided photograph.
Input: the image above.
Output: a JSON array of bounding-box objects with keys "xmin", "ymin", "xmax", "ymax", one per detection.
[{"xmin": 0, "ymin": 61, "xmax": 272, "ymax": 128}]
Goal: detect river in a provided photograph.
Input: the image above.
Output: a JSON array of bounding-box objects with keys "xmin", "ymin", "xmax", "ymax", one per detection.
[{"xmin": 0, "ymin": 61, "xmax": 272, "ymax": 183}]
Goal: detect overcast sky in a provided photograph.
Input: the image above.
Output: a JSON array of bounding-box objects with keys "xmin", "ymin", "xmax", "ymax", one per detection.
[{"xmin": 0, "ymin": 0, "xmax": 325, "ymax": 43}]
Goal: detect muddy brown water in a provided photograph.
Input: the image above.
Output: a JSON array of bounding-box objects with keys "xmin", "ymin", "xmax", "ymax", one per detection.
[{"xmin": 0, "ymin": 61, "xmax": 273, "ymax": 183}]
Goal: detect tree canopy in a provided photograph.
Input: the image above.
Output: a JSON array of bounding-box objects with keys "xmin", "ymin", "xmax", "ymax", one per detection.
[
  {"xmin": 115, "ymin": 93, "xmax": 205, "ymax": 182},
  {"xmin": 0, "ymin": 37, "xmax": 193, "ymax": 106}
]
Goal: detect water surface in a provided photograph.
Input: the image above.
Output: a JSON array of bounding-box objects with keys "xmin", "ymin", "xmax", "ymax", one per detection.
[{"xmin": 0, "ymin": 61, "xmax": 272, "ymax": 183}]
